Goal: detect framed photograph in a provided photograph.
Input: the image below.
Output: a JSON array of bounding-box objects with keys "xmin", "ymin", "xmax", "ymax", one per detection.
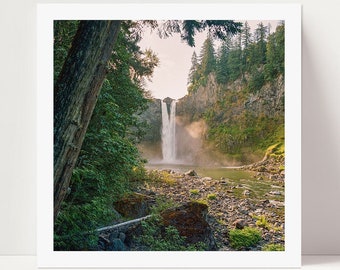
[{"xmin": 37, "ymin": 2, "xmax": 301, "ymax": 268}]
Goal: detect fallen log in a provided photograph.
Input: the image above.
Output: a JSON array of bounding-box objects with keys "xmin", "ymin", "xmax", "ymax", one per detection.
[{"xmin": 96, "ymin": 215, "xmax": 152, "ymax": 233}]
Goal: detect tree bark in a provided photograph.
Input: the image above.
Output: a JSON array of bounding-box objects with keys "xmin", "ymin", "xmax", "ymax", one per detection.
[{"xmin": 54, "ymin": 20, "xmax": 121, "ymax": 221}]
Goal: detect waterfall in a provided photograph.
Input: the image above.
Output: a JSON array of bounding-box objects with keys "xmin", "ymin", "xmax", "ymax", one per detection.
[{"xmin": 161, "ymin": 100, "xmax": 176, "ymax": 162}]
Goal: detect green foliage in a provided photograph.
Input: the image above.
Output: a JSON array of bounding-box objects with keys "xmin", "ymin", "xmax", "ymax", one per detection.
[
  {"xmin": 216, "ymin": 39, "xmax": 231, "ymax": 84},
  {"xmin": 188, "ymin": 51, "xmax": 199, "ymax": 85},
  {"xmin": 251, "ymin": 214, "xmax": 283, "ymax": 232},
  {"xmin": 190, "ymin": 189, "xmax": 200, "ymax": 195},
  {"xmin": 54, "ymin": 197, "xmax": 118, "ymax": 250},
  {"xmin": 265, "ymin": 24, "xmax": 284, "ymax": 81},
  {"xmin": 190, "ymin": 198, "xmax": 208, "ymax": 206},
  {"xmin": 188, "ymin": 21, "xmax": 284, "ymax": 98},
  {"xmin": 229, "ymin": 227, "xmax": 262, "ymax": 250},
  {"xmin": 187, "ymin": 35, "xmax": 217, "ymax": 94},
  {"xmin": 207, "ymin": 193, "xmax": 217, "ymax": 200},
  {"xmin": 54, "ymin": 21, "xmax": 159, "ymax": 250},
  {"xmin": 253, "ymin": 22, "xmax": 268, "ymax": 65},
  {"xmin": 144, "ymin": 170, "xmax": 177, "ymax": 186},
  {"xmin": 226, "ymin": 48, "xmax": 242, "ymax": 81},
  {"xmin": 241, "ymin": 21, "xmax": 252, "ymax": 72},
  {"xmin": 54, "ymin": 21, "xmax": 79, "ymax": 84},
  {"xmin": 265, "ymin": 142, "xmax": 285, "ymax": 158},
  {"xmin": 199, "ymin": 35, "xmax": 216, "ymax": 76},
  {"xmin": 247, "ymin": 67, "xmax": 265, "ymax": 93},
  {"xmin": 262, "ymin": 243, "xmax": 285, "ymax": 251},
  {"xmin": 160, "ymin": 20, "xmax": 241, "ymax": 47},
  {"xmin": 204, "ymin": 86, "xmax": 285, "ymax": 161},
  {"xmin": 254, "ymin": 215, "xmax": 270, "ymax": 229},
  {"xmin": 135, "ymin": 215, "xmax": 207, "ymax": 251}
]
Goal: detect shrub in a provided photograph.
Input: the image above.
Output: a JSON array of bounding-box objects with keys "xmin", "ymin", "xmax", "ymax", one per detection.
[
  {"xmin": 145, "ymin": 170, "xmax": 177, "ymax": 186},
  {"xmin": 135, "ymin": 215, "xmax": 207, "ymax": 251},
  {"xmin": 190, "ymin": 189, "xmax": 200, "ymax": 195},
  {"xmin": 255, "ymin": 215, "xmax": 270, "ymax": 229},
  {"xmin": 54, "ymin": 197, "xmax": 118, "ymax": 250},
  {"xmin": 190, "ymin": 198, "xmax": 208, "ymax": 206},
  {"xmin": 252, "ymin": 214, "xmax": 282, "ymax": 232},
  {"xmin": 207, "ymin": 193, "xmax": 217, "ymax": 200},
  {"xmin": 247, "ymin": 68, "xmax": 265, "ymax": 93},
  {"xmin": 229, "ymin": 227, "xmax": 262, "ymax": 250},
  {"xmin": 262, "ymin": 243, "xmax": 284, "ymax": 251}
]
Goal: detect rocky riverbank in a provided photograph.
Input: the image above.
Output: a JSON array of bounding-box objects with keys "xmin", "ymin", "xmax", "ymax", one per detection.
[{"xmin": 98, "ymin": 157, "xmax": 285, "ymax": 251}]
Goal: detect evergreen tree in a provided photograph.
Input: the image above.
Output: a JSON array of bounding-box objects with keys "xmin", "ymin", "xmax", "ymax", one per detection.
[
  {"xmin": 216, "ymin": 37, "xmax": 231, "ymax": 84},
  {"xmin": 264, "ymin": 23, "xmax": 284, "ymax": 81},
  {"xmin": 188, "ymin": 51, "xmax": 199, "ymax": 85},
  {"xmin": 267, "ymin": 22, "xmax": 272, "ymax": 36},
  {"xmin": 54, "ymin": 21, "xmax": 121, "ymax": 220},
  {"xmin": 254, "ymin": 22, "xmax": 268, "ymax": 65},
  {"xmin": 199, "ymin": 35, "xmax": 216, "ymax": 77},
  {"xmin": 241, "ymin": 21, "xmax": 252, "ymax": 72},
  {"xmin": 241, "ymin": 21, "xmax": 252, "ymax": 49},
  {"xmin": 226, "ymin": 34, "xmax": 242, "ymax": 81}
]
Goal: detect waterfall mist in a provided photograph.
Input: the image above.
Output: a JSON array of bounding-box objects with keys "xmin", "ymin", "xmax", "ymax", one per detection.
[{"xmin": 138, "ymin": 98, "xmax": 241, "ymax": 166}]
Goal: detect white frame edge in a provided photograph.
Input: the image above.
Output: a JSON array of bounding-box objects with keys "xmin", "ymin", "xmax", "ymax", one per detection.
[{"xmin": 37, "ymin": 3, "xmax": 301, "ymax": 269}]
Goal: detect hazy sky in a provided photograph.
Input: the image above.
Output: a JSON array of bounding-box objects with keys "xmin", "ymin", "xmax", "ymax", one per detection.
[{"xmin": 138, "ymin": 20, "xmax": 279, "ymax": 100}]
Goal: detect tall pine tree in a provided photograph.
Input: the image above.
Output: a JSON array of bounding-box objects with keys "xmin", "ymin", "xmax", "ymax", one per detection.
[
  {"xmin": 216, "ymin": 37, "xmax": 231, "ymax": 84},
  {"xmin": 241, "ymin": 21, "xmax": 252, "ymax": 72},
  {"xmin": 199, "ymin": 35, "xmax": 216, "ymax": 77}
]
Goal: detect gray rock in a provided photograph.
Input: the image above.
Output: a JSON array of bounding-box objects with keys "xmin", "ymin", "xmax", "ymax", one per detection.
[
  {"xmin": 185, "ymin": 169, "xmax": 198, "ymax": 177},
  {"xmin": 233, "ymin": 219, "xmax": 248, "ymax": 229},
  {"xmin": 243, "ymin": 190, "xmax": 250, "ymax": 196},
  {"xmin": 118, "ymin": 232, "xmax": 126, "ymax": 242},
  {"xmin": 109, "ymin": 230, "xmax": 119, "ymax": 242},
  {"xmin": 270, "ymin": 175, "xmax": 278, "ymax": 180},
  {"xmin": 109, "ymin": 238, "xmax": 126, "ymax": 251}
]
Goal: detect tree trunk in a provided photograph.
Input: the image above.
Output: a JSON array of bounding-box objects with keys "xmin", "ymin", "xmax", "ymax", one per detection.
[{"xmin": 54, "ymin": 20, "xmax": 121, "ymax": 221}]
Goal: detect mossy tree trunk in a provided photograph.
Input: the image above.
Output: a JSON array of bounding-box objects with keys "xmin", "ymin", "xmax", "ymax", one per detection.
[{"xmin": 54, "ymin": 20, "xmax": 121, "ymax": 221}]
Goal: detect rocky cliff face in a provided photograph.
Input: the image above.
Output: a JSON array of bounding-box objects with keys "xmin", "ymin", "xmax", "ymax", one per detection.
[
  {"xmin": 244, "ymin": 75, "xmax": 284, "ymax": 118},
  {"xmin": 138, "ymin": 72, "xmax": 284, "ymax": 164},
  {"xmin": 176, "ymin": 73, "xmax": 220, "ymax": 121},
  {"xmin": 176, "ymin": 73, "xmax": 284, "ymax": 122}
]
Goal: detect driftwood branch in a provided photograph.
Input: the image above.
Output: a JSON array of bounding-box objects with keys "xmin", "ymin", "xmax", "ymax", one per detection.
[{"xmin": 96, "ymin": 215, "xmax": 152, "ymax": 233}]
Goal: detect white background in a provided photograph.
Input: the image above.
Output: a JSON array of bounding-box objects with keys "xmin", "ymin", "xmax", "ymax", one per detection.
[{"xmin": 0, "ymin": 0, "xmax": 339, "ymax": 263}]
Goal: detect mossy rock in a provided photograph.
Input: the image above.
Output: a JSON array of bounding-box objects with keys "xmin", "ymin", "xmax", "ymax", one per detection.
[
  {"xmin": 160, "ymin": 201, "xmax": 216, "ymax": 250},
  {"xmin": 114, "ymin": 193, "xmax": 155, "ymax": 219}
]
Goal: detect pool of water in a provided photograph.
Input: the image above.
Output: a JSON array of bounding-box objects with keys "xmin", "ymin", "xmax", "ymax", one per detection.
[
  {"xmin": 145, "ymin": 163, "xmax": 255, "ymax": 181},
  {"xmin": 146, "ymin": 162, "xmax": 284, "ymax": 202}
]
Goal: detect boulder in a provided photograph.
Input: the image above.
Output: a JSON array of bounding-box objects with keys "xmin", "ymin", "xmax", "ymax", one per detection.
[
  {"xmin": 160, "ymin": 201, "xmax": 217, "ymax": 250},
  {"xmin": 243, "ymin": 190, "xmax": 251, "ymax": 196},
  {"xmin": 233, "ymin": 219, "xmax": 248, "ymax": 230},
  {"xmin": 184, "ymin": 169, "xmax": 198, "ymax": 177},
  {"xmin": 109, "ymin": 238, "xmax": 126, "ymax": 251},
  {"xmin": 269, "ymin": 191, "xmax": 281, "ymax": 196},
  {"xmin": 114, "ymin": 193, "xmax": 155, "ymax": 219}
]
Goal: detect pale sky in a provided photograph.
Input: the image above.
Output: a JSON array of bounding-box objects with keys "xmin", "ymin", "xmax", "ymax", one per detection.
[{"xmin": 138, "ymin": 20, "xmax": 279, "ymax": 100}]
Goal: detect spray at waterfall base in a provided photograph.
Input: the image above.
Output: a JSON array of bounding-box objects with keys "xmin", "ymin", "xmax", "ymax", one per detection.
[{"xmin": 138, "ymin": 98, "xmax": 243, "ymax": 167}]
